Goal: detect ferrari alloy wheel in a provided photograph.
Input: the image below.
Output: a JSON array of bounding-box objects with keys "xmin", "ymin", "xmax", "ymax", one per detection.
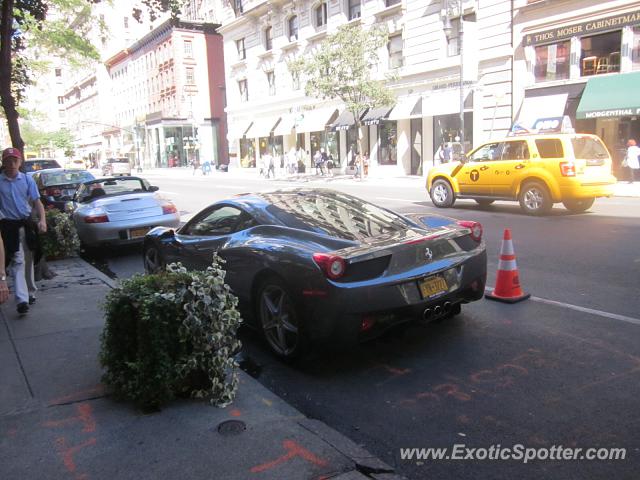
[
  {"xmin": 143, "ymin": 245, "xmax": 165, "ymax": 274},
  {"xmin": 430, "ymin": 179, "xmax": 456, "ymax": 208},
  {"xmin": 258, "ymin": 278, "xmax": 305, "ymax": 359}
]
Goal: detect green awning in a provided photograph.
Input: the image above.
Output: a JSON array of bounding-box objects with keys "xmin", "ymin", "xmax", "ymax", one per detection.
[{"xmin": 576, "ymin": 72, "xmax": 640, "ymax": 119}]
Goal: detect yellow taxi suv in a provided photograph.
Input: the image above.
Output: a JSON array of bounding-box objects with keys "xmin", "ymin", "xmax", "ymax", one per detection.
[{"xmin": 426, "ymin": 133, "xmax": 617, "ymax": 215}]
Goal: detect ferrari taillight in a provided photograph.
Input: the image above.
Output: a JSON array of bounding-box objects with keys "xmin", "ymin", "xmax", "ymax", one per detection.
[
  {"xmin": 312, "ymin": 253, "xmax": 346, "ymax": 280},
  {"xmin": 457, "ymin": 220, "xmax": 483, "ymax": 242}
]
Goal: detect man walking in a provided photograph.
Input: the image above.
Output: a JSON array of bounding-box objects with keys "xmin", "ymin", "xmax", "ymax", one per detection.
[{"xmin": 0, "ymin": 148, "xmax": 47, "ymax": 314}]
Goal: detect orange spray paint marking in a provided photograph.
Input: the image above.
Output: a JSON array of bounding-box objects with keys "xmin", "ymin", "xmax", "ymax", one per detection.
[
  {"xmin": 43, "ymin": 403, "xmax": 96, "ymax": 433},
  {"xmin": 54, "ymin": 436, "xmax": 96, "ymax": 474},
  {"xmin": 250, "ymin": 440, "xmax": 329, "ymax": 473},
  {"xmin": 229, "ymin": 409, "xmax": 242, "ymax": 417}
]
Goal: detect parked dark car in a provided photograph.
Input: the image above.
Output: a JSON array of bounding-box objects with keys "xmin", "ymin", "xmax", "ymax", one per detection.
[
  {"xmin": 23, "ymin": 158, "xmax": 62, "ymax": 174},
  {"xmin": 32, "ymin": 168, "xmax": 95, "ymax": 211},
  {"xmin": 143, "ymin": 188, "xmax": 487, "ymax": 359}
]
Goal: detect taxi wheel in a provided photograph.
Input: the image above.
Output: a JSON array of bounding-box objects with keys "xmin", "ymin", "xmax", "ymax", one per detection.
[
  {"xmin": 562, "ymin": 197, "xmax": 595, "ymax": 213},
  {"xmin": 430, "ymin": 179, "xmax": 456, "ymax": 208},
  {"xmin": 519, "ymin": 181, "xmax": 552, "ymax": 216}
]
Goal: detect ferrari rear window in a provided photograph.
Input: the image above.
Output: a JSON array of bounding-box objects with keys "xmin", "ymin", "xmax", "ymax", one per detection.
[{"xmin": 263, "ymin": 191, "xmax": 409, "ymax": 241}]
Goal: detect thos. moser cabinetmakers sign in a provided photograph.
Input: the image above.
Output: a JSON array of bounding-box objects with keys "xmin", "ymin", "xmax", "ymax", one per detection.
[{"xmin": 524, "ymin": 11, "xmax": 640, "ymax": 46}]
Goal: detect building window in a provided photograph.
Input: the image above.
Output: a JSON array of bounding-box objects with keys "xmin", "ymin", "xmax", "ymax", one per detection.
[
  {"xmin": 580, "ymin": 30, "xmax": 622, "ymax": 77},
  {"xmin": 57, "ymin": 96, "xmax": 64, "ymax": 105},
  {"xmin": 534, "ymin": 41, "xmax": 570, "ymax": 82},
  {"xmin": 186, "ymin": 67, "xmax": 195, "ymax": 84},
  {"xmin": 632, "ymin": 26, "xmax": 640, "ymax": 71},
  {"xmin": 55, "ymin": 68, "xmax": 62, "ymax": 77},
  {"xmin": 388, "ymin": 34, "xmax": 403, "ymax": 69},
  {"xmin": 347, "ymin": 0, "xmax": 361, "ymax": 21},
  {"xmin": 315, "ymin": 2, "xmax": 328, "ymax": 28},
  {"xmin": 232, "ymin": 0, "xmax": 243, "ymax": 16},
  {"xmin": 386, "ymin": 0, "xmax": 401, "ymax": 5},
  {"xmin": 446, "ymin": 18, "xmax": 460, "ymax": 56},
  {"xmin": 236, "ymin": 38, "xmax": 246, "ymax": 60},
  {"xmin": 267, "ymin": 71, "xmax": 276, "ymax": 96},
  {"xmin": 288, "ymin": 15, "xmax": 299, "ymax": 42},
  {"xmin": 124, "ymin": 16, "xmax": 129, "ymax": 28},
  {"xmin": 265, "ymin": 26, "xmax": 273, "ymax": 51},
  {"xmin": 238, "ymin": 79, "xmax": 248, "ymax": 102},
  {"xmin": 184, "ymin": 40, "xmax": 193, "ymax": 57}
]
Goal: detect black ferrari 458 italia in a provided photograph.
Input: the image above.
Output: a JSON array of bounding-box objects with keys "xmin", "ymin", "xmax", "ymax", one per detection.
[{"xmin": 143, "ymin": 188, "xmax": 487, "ymax": 358}]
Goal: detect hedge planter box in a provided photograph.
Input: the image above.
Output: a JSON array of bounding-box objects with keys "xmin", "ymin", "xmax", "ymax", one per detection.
[{"xmin": 99, "ymin": 257, "xmax": 242, "ymax": 410}]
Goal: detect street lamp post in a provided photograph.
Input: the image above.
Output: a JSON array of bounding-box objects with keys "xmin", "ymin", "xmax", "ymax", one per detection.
[{"xmin": 443, "ymin": 0, "xmax": 464, "ymax": 155}]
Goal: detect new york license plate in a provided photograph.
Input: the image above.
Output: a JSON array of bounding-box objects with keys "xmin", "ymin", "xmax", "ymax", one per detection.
[
  {"xmin": 129, "ymin": 227, "xmax": 150, "ymax": 239},
  {"xmin": 418, "ymin": 275, "xmax": 448, "ymax": 299}
]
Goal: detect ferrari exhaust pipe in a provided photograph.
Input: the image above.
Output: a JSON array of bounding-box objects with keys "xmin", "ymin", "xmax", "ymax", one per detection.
[
  {"xmin": 422, "ymin": 308, "xmax": 432, "ymax": 321},
  {"xmin": 443, "ymin": 302, "xmax": 452, "ymax": 314},
  {"xmin": 433, "ymin": 305, "xmax": 442, "ymax": 316}
]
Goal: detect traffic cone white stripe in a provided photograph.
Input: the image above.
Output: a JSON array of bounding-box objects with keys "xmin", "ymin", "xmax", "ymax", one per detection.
[
  {"xmin": 501, "ymin": 239, "xmax": 515, "ymax": 256},
  {"xmin": 497, "ymin": 259, "xmax": 518, "ymax": 271}
]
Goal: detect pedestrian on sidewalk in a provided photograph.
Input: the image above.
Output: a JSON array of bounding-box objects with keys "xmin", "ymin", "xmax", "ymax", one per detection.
[
  {"xmin": 0, "ymin": 148, "xmax": 47, "ymax": 315},
  {"xmin": 0, "ymin": 237, "xmax": 9, "ymax": 304},
  {"xmin": 624, "ymin": 139, "xmax": 640, "ymax": 183}
]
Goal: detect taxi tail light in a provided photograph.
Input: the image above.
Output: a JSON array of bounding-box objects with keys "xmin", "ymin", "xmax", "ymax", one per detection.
[
  {"xmin": 84, "ymin": 214, "xmax": 109, "ymax": 223},
  {"xmin": 161, "ymin": 203, "xmax": 178, "ymax": 215},
  {"xmin": 457, "ymin": 220, "xmax": 483, "ymax": 243},
  {"xmin": 313, "ymin": 253, "xmax": 346, "ymax": 280},
  {"xmin": 560, "ymin": 162, "xmax": 576, "ymax": 177}
]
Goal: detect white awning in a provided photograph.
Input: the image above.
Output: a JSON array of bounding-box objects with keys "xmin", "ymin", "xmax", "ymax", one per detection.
[
  {"xmin": 388, "ymin": 96, "xmax": 422, "ymax": 120},
  {"xmin": 295, "ymin": 107, "xmax": 338, "ymax": 133},
  {"xmin": 273, "ymin": 114, "xmax": 296, "ymax": 136},
  {"xmin": 245, "ymin": 116, "xmax": 281, "ymax": 138},
  {"xmin": 422, "ymin": 90, "xmax": 471, "ymax": 117},
  {"xmin": 515, "ymin": 94, "xmax": 568, "ymax": 130}
]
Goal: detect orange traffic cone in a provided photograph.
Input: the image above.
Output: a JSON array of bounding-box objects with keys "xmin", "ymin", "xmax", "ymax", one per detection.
[{"xmin": 485, "ymin": 229, "xmax": 530, "ymax": 303}]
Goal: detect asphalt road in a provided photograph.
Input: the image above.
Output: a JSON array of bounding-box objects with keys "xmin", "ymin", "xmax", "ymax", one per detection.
[{"xmin": 89, "ymin": 172, "xmax": 640, "ymax": 479}]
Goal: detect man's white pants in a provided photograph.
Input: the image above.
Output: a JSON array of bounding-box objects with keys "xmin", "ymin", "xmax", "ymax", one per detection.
[{"xmin": 9, "ymin": 227, "xmax": 37, "ymax": 304}]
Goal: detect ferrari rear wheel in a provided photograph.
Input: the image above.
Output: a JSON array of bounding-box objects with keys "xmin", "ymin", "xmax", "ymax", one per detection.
[
  {"xmin": 257, "ymin": 277, "xmax": 307, "ymax": 359},
  {"xmin": 143, "ymin": 244, "xmax": 165, "ymax": 274}
]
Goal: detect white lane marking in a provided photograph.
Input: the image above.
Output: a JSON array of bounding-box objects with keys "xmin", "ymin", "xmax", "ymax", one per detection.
[
  {"xmin": 375, "ymin": 196, "xmax": 417, "ymax": 203},
  {"xmin": 484, "ymin": 287, "xmax": 640, "ymax": 326}
]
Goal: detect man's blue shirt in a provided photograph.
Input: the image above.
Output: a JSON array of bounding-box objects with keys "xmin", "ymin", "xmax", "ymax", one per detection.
[{"xmin": 0, "ymin": 172, "xmax": 40, "ymax": 220}]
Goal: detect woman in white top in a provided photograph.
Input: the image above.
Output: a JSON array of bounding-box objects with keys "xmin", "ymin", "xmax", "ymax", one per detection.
[{"xmin": 625, "ymin": 139, "xmax": 640, "ymax": 184}]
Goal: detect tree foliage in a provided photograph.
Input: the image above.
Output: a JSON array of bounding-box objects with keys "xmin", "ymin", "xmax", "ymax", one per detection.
[
  {"xmin": 289, "ymin": 23, "xmax": 396, "ymax": 168},
  {"xmin": 1, "ymin": 0, "xmax": 183, "ymax": 152}
]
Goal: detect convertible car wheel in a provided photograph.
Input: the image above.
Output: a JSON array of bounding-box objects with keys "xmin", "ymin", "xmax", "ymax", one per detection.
[
  {"xmin": 143, "ymin": 244, "xmax": 165, "ymax": 274},
  {"xmin": 258, "ymin": 277, "xmax": 307, "ymax": 359}
]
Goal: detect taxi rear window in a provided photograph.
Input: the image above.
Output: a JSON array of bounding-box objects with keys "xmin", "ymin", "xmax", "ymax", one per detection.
[
  {"xmin": 535, "ymin": 139, "xmax": 564, "ymax": 158},
  {"xmin": 571, "ymin": 137, "xmax": 609, "ymax": 160}
]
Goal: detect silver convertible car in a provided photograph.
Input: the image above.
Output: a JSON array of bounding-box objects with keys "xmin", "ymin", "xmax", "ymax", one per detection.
[
  {"xmin": 143, "ymin": 189, "xmax": 487, "ymax": 359},
  {"xmin": 73, "ymin": 176, "xmax": 180, "ymax": 247}
]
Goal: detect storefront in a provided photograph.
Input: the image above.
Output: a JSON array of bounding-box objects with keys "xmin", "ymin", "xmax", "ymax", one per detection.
[
  {"xmin": 575, "ymin": 71, "xmax": 640, "ymax": 176},
  {"xmin": 517, "ymin": 6, "xmax": 640, "ymax": 177}
]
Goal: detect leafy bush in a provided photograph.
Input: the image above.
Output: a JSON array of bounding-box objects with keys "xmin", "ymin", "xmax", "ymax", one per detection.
[
  {"xmin": 99, "ymin": 255, "xmax": 242, "ymax": 410},
  {"xmin": 40, "ymin": 209, "xmax": 80, "ymax": 259}
]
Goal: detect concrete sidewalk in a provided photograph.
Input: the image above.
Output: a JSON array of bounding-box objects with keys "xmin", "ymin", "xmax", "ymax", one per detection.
[
  {"xmin": 124, "ymin": 166, "xmax": 640, "ymax": 197},
  {"xmin": 0, "ymin": 257, "xmax": 405, "ymax": 480}
]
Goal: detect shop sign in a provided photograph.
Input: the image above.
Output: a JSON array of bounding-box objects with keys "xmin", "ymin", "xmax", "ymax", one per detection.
[
  {"xmin": 582, "ymin": 108, "xmax": 640, "ymax": 119},
  {"xmin": 524, "ymin": 11, "xmax": 640, "ymax": 46}
]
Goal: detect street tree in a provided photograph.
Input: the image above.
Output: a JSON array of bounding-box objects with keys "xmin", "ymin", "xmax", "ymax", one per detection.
[
  {"xmin": 289, "ymin": 23, "xmax": 395, "ymax": 179},
  {"xmin": 0, "ymin": 0, "xmax": 183, "ymax": 153}
]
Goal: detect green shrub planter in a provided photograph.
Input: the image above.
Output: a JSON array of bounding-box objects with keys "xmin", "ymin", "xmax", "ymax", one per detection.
[
  {"xmin": 40, "ymin": 209, "xmax": 80, "ymax": 260},
  {"xmin": 99, "ymin": 256, "xmax": 242, "ymax": 410}
]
